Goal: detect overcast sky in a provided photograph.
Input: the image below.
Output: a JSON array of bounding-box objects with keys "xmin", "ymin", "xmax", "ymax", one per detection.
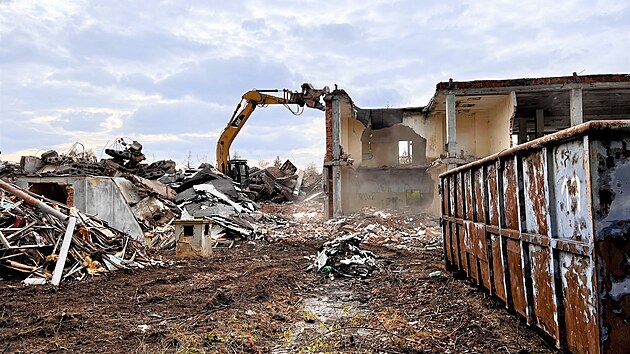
[{"xmin": 1, "ymin": 0, "xmax": 628, "ymax": 169}]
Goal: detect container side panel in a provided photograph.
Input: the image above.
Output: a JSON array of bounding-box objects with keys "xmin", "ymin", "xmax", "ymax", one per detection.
[
  {"xmin": 456, "ymin": 173, "xmax": 464, "ymax": 219},
  {"xmin": 474, "ymin": 168, "xmax": 486, "ymax": 222},
  {"xmin": 507, "ymin": 238, "xmax": 527, "ymax": 316},
  {"xmin": 591, "ymin": 138, "xmax": 630, "ymax": 354},
  {"xmin": 529, "ymin": 244, "xmax": 559, "ymax": 339},
  {"xmin": 488, "ymin": 164, "xmax": 500, "ymax": 226},
  {"xmin": 560, "ymin": 253, "xmax": 599, "ymax": 354},
  {"xmin": 464, "ymin": 171, "xmax": 474, "ymax": 220},
  {"xmin": 553, "ymin": 140, "xmax": 592, "ymax": 242},
  {"xmin": 458, "ymin": 224, "xmax": 469, "ymax": 273},
  {"xmin": 523, "ymin": 151, "xmax": 549, "ymax": 234},
  {"xmin": 503, "ymin": 158, "xmax": 519, "ymax": 230},
  {"xmin": 491, "ymin": 233, "xmax": 507, "ymax": 302}
]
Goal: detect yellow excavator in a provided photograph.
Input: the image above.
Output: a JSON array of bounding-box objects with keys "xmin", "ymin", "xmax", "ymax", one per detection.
[{"xmin": 216, "ymin": 83, "xmax": 329, "ymax": 186}]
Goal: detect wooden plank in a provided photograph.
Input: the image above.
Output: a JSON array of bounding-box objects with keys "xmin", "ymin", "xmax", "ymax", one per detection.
[
  {"xmin": 293, "ymin": 171, "xmax": 304, "ymax": 196},
  {"xmin": 51, "ymin": 216, "xmax": 76, "ymax": 286},
  {"xmin": 0, "ymin": 230, "xmax": 10, "ymax": 249}
]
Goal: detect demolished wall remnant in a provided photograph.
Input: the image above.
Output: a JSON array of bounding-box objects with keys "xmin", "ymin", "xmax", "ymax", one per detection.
[
  {"xmin": 15, "ymin": 176, "xmax": 146, "ymax": 242},
  {"xmin": 324, "ymin": 74, "xmax": 630, "ymax": 217}
]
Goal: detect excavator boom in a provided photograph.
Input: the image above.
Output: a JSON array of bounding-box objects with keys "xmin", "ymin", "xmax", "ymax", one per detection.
[{"xmin": 216, "ymin": 83, "xmax": 329, "ymax": 183}]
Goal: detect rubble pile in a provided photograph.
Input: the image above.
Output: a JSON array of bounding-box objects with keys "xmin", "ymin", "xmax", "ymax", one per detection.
[
  {"xmin": 0, "ymin": 182, "xmax": 161, "ymax": 285},
  {"xmin": 249, "ymin": 160, "xmax": 322, "ymax": 203},
  {"xmin": 15, "ymin": 139, "xmax": 175, "ymax": 180},
  {"xmin": 258, "ymin": 203, "xmax": 441, "ymax": 253},
  {"xmin": 310, "ymin": 233, "xmax": 377, "ymax": 279},
  {"xmin": 256, "ymin": 202, "xmax": 326, "ymax": 240},
  {"xmin": 328, "ymin": 207, "xmax": 442, "ymax": 252},
  {"xmin": 146, "ymin": 165, "xmax": 261, "ymax": 248},
  {"xmin": 2, "ymin": 141, "xmax": 325, "ymax": 251}
]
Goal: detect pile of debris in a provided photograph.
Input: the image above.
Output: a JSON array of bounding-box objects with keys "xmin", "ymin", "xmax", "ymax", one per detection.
[
  {"xmin": 16, "ymin": 139, "xmax": 175, "ymax": 180},
  {"xmin": 249, "ymin": 160, "xmax": 322, "ymax": 203},
  {"xmin": 0, "ymin": 180, "xmax": 161, "ymax": 285},
  {"xmin": 309, "ymin": 233, "xmax": 377, "ymax": 279},
  {"xmin": 147, "ymin": 164, "xmax": 260, "ymax": 248}
]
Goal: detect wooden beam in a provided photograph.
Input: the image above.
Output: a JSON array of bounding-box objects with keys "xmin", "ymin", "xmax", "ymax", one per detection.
[
  {"xmin": 0, "ymin": 230, "xmax": 10, "ymax": 250},
  {"xmin": 570, "ymin": 88, "xmax": 583, "ymax": 126},
  {"xmin": 51, "ymin": 216, "xmax": 76, "ymax": 286}
]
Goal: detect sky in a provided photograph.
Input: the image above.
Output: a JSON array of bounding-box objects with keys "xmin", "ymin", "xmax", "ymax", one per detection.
[{"xmin": 1, "ymin": 0, "xmax": 628, "ymax": 169}]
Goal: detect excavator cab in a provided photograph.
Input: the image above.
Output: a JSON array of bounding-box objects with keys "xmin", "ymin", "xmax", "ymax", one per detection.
[{"xmin": 227, "ymin": 159, "xmax": 249, "ymax": 187}]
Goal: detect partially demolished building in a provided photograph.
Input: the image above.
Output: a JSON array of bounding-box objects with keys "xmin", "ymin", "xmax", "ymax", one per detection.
[{"xmin": 323, "ymin": 74, "xmax": 630, "ymax": 217}]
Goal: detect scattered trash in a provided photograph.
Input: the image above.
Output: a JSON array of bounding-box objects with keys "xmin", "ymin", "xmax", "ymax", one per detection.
[
  {"xmin": 309, "ymin": 234, "xmax": 377, "ymax": 279},
  {"xmin": 429, "ymin": 270, "xmax": 442, "ymax": 278}
]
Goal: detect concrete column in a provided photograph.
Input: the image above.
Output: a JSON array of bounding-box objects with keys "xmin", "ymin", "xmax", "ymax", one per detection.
[
  {"xmin": 446, "ymin": 92, "xmax": 457, "ymax": 169},
  {"xmin": 331, "ymin": 95, "xmax": 342, "ymax": 217},
  {"xmin": 570, "ymin": 88, "xmax": 583, "ymax": 126},
  {"xmin": 535, "ymin": 109, "xmax": 544, "ymax": 139}
]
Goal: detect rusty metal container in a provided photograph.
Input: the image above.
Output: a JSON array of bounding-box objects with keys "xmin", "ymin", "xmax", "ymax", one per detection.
[{"xmin": 440, "ymin": 120, "xmax": 630, "ymax": 354}]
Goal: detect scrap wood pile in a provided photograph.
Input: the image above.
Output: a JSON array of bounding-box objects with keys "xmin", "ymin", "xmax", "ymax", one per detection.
[
  {"xmin": 249, "ymin": 160, "xmax": 322, "ymax": 203},
  {"xmin": 0, "ymin": 181, "xmax": 161, "ymax": 285}
]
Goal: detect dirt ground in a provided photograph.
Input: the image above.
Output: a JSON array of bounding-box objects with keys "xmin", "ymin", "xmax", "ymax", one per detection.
[{"xmin": 0, "ymin": 202, "xmax": 557, "ymax": 353}]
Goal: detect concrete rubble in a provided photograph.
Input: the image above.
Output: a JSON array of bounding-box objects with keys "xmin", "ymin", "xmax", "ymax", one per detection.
[
  {"xmin": 249, "ymin": 159, "xmax": 322, "ymax": 203},
  {"xmin": 309, "ymin": 233, "xmax": 377, "ymax": 279}
]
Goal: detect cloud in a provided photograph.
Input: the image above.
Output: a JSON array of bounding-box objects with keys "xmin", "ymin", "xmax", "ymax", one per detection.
[{"xmin": 1, "ymin": 0, "xmax": 628, "ymax": 166}]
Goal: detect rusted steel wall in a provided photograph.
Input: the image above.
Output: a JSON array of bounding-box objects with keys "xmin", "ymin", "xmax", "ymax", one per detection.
[{"xmin": 440, "ymin": 120, "xmax": 630, "ymax": 354}]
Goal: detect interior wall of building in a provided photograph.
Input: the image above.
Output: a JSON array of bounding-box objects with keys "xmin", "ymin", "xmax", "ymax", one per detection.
[
  {"xmin": 485, "ymin": 94, "xmax": 514, "ymax": 155},
  {"xmin": 402, "ymin": 112, "xmax": 444, "ymax": 161},
  {"xmin": 340, "ymin": 114, "xmax": 365, "ymax": 164},
  {"xmin": 340, "ymin": 166, "xmax": 435, "ymax": 212},
  {"xmin": 360, "ymin": 125, "xmax": 427, "ymax": 168},
  {"xmin": 334, "ymin": 98, "xmax": 438, "ymax": 214}
]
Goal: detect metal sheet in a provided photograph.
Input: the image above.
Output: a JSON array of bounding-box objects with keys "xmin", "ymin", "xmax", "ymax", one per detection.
[
  {"xmin": 490, "ymin": 233, "xmax": 507, "ymax": 301},
  {"xmin": 552, "ymin": 139, "xmax": 592, "ymax": 242},
  {"xmin": 591, "ymin": 138, "xmax": 630, "ymax": 354},
  {"xmin": 529, "ymin": 244, "xmax": 558, "ymax": 339},
  {"xmin": 506, "ymin": 238, "xmax": 527, "ymax": 317},
  {"xmin": 502, "ymin": 158, "xmax": 520, "ymax": 230},
  {"xmin": 455, "ymin": 173, "xmax": 464, "ymax": 218},
  {"xmin": 464, "ymin": 170, "xmax": 474, "ymax": 220},
  {"xmin": 473, "ymin": 167, "xmax": 486, "ymax": 222},
  {"xmin": 522, "ymin": 150, "xmax": 550, "ymax": 234},
  {"xmin": 560, "ymin": 253, "xmax": 598, "ymax": 354},
  {"xmin": 457, "ymin": 224, "xmax": 468, "ymax": 273},
  {"xmin": 487, "ymin": 163, "xmax": 500, "ymax": 226}
]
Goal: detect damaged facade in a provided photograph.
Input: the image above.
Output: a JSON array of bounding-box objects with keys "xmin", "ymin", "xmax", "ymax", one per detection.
[{"xmin": 323, "ymin": 74, "xmax": 630, "ymax": 217}]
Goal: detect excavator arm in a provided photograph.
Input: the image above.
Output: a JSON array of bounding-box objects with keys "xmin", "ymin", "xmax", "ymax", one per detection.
[{"xmin": 216, "ymin": 83, "xmax": 329, "ymax": 175}]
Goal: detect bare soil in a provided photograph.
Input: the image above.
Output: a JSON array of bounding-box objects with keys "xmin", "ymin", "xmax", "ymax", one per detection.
[{"xmin": 0, "ymin": 203, "xmax": 557, "ymax": 353}]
